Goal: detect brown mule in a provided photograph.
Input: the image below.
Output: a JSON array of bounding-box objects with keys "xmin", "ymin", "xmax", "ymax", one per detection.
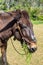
[{"xmin": 0, "ymin": 10, "xmax": 37, "ymax": 65}]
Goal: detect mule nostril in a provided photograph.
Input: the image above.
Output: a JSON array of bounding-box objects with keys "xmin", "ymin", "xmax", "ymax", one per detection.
[
  {"xmin": 29, "ymin": 47, "xmax": 37, "ymax": 53},
  {"xmin": 32, "ymin": 48, "xmax": 36, "ymax": 51}
]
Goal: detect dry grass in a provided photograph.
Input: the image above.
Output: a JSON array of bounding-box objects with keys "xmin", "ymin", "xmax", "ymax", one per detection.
[
  {"xmin": 0, "ymin": 24, "xmax": 43, "ymax": 65},
  {"xmin": 30, "ymin": 24, "xmax": 43, "ymax": 65}
]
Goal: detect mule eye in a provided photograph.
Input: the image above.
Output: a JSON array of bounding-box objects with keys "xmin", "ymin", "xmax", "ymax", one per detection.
[
  {"xmin": 19, "ymin": 23, "xmax": 27, "ymax": 29},
  {"xmin": 22, "ymin": 29, "xmax": 26, "ymax": 36},
  {"xmin": 21, "ymin": 25, "xmax": 27, "ymax": 29}
]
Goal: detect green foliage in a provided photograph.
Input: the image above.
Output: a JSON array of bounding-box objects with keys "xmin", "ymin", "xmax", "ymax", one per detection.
[
  {"xmin": 31, "ymin": 20, "xmax": 43, "ymax": 24},
  {"xmin": 0, "ymin": 0, "xmax": 43, "ymax": 21},
  {"xmin": 23, "ymin": 42, "xmax": 32, "ymax": 65},
  {"xmin": 37, "ymin": 15, "xmax": 43, "ymax": 20},
  {"xmin": 30, "ymin": 8, "xmax": 39, "ymax": 20},
  {"xmin": 0, "ymin": 4, "xmax": 7, "ymax": 10}
]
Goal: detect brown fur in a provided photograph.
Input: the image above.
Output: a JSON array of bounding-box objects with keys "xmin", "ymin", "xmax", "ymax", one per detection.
[{"xmin": 0, "ymin": 10, "xmax": 36, "ymax": 65}]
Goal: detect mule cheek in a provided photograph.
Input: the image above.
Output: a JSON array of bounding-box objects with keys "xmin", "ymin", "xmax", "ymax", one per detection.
[
  {"xmin": 22, "ymin": 29, "xmax": 26, "ymax": 36},
  {"xmin": 14, "ymin": 31, "xmax": 21, "ymax": 40}
]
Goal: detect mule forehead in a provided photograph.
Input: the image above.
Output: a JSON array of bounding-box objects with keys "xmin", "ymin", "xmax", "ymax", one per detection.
[
  {"xmin": 19, "ymin": 17, "xmax": 36, "ymax": 43},
  {"xmin": 20, "ymin": 15, "xmax": 33, "ymax": 29}
]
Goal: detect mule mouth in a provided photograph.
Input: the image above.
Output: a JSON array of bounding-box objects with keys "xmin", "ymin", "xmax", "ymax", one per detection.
[
  {"xmin": 22, "ymin": 37, "xmax": 37, "ymax": 53},
  {"xmin": 27, "ymin": 45, "xmax": 37, "ymax": 53},
  {"xmin": 28, "ymin": 48, "xmax": 37, "ymax": 53}
]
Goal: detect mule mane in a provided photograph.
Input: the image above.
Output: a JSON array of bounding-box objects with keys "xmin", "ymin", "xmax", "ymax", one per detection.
[
  {"xmin": 21, "ymin": 10, "xmax": 29, "ymax": 19},
  {"xmin": 0, "ymin": 9, "xmax": 30, "ymax": 32},
  {"xmin": 15, "ymin": 9, "xmax": 29, "ymax": 19},
  {"xmin": 0, "ymin": 10, "xmax": 21, "ymax": 31}
]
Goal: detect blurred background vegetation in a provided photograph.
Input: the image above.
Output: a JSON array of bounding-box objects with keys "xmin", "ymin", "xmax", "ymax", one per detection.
[
  {"xmin": 0, "ymin": 0, "xmax": 43, "ymax": 21},
  {"xmin": 0, "ymin": 1, "xmax": 43, "ymax": 65}
]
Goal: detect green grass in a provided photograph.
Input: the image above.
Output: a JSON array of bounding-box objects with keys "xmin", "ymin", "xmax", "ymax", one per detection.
[
  {"xmin": 31, "ymin": 20, "xmax": 43, "ymax": 24},
  {"xmin": 30, "ymin": 24, "xmax": 43, "ymax": 65}
]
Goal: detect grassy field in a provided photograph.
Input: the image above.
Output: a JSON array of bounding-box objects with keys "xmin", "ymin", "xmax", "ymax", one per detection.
[
  {"xmin": 0, "ymin": 24, "xmax": 43, "ymax": 65},
  {"xmin": 31, "ymin": 20, "xmax": 43, "ymax": 24}
]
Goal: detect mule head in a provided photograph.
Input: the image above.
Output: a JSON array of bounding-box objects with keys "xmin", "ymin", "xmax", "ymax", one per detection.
[
  {"xmin": 18, "ymin": 22, "xmax": 37, "ymax": 52},
  {"xmin": 13, "ymin": 10, "xmax": 37, "ymax": 53}
]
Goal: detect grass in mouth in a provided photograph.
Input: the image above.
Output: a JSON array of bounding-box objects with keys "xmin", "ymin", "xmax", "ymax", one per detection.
[{"xmin": 23, "ymin": 43, "xmax": 32, "ymax": 65}]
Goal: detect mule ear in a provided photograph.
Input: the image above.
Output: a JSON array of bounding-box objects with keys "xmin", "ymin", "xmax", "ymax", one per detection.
[
  {"xmin": 14, "ymin": 13, "xmax": 21, "ymax": 22},
  {"xmin": 22, "ymin": 10, "xmax": 29, "ymax": 19},
  {"xmin": 16, "ymin": 9, "xmax": 22, "ymax": 15},
  {"xmin": 14, "ymin": 10, "xmax": 21, "ymax": 21}
]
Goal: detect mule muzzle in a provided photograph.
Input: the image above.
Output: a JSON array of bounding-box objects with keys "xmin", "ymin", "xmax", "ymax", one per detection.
[
  {"xmin": 28, "ymin": 43, "xmax": 37, "ymax": 53},
  {"xmin": 29, "ymin": 47, "xmax": 37, "ymax": 53}
]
